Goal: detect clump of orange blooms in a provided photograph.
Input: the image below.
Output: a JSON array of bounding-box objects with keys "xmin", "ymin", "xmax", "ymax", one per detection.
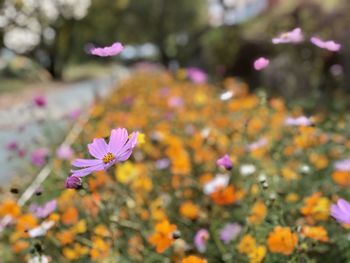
[{"xmin": 1, "ymin": 70, "xmax": 350, "ymax": 262}]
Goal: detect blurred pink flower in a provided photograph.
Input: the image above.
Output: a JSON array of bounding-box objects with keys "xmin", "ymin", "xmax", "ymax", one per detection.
[
  {"xmin": 6, "ymin": 141, "xmax": 18, "ymax": 151},
  {"xmin": 56, "ymin": 145, "xmax": 74, "ymax": 160},
  {"xmin": 216, "ymin": 154, "xmax": 233, "ymax": 170},
  {"xmin": 31, "ymin": 148, "xmax": 49, "ymax": 167},
  {"xmin": 29, "ymin": 200, "xmax": 57, "ymax": 219},
  {"xmin": 247, "ymin": 138, "xmax": 268, "ymax": 151},
  {"xmin": 187, "ymin": 67, "xmax": 208, "ymax": 84},
  {"xmin": 254, "ymin": 57, "xmax": 269, "ymax": 70},
  {"xmin": 203, "ymin": 174, "xmax": 229, "ymax": 195},
  {"xmin": 331, "ymin": 198, "xmax": 350, "ymax": 224},
  {"xmin": 285, "ymin": 116, "xmax": 311, "ymax": 126},
  {"xmin": 334, "ymin": 158, "xmax": 350, "ymax": 172},
  {"xmin": 33, "ymin": 95, "xmax": 47, "ymax": 108},
  {"xmin": 168, "ymin": 96, "xmax": 184, "ymax": 108},
  {"xmin": 310, "ymin": 37, "xmax": 341, "ymax": 52},
  {"xmin": 69, "ymin": 109, "xmax": 81, "ymax": 120},
  {"xmin": 219, "ymin": 223, "xmax": 242, "ymax": 244},
  {"xmin": 89, "ymin": 42, "xmax": 124, "ymax": 57},
  {"xmin": 194, "ymin": 229, "xmax": 209, "ymax": 253},
  {"xmin": 71, "ymin": 128, "xmax": 138, "ymax": 177},
  {"xmin": 272, "ymin": 28, "xmax": 303, "ymax": 44}
]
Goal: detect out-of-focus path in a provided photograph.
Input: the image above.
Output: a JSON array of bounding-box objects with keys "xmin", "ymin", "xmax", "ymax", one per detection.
[{"xmin": 0, "ymin": 66, "xmax": 129, "ymax": 184}]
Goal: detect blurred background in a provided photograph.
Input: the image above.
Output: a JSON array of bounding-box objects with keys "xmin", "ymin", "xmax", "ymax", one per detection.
[{"xmin": 0, "ymin": 0, "xmax": 349, "ymax": 105}]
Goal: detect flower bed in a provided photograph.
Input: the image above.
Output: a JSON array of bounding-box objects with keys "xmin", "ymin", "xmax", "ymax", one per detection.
[{"xmin": 1, "ymin": 69, "xmax": 350, "ymax": 262}]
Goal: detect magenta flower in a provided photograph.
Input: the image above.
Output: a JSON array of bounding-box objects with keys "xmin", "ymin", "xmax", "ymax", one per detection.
[
  {"xmin": 187, "ymin": 67, "xmax": 208, "ymax": 84},
  {"xmin": 194, "ymin": 229, "xmax": 209, "ymax": 253},
  {"xmin": 29, "ymin": 200, "xmax": 57, "ymax": 219},
  {"xmin": 310, "ymin": 37, "xmax": 341, "ymax": 52},
  {"xmin": 216, "ymin": 154, "xmax": 233, "ymax": 170},
  {"xmin": 31, "ymin": 148, "xmax": 49, "ymax": 167},
  {"xmin": 285, "ymin": 116, "xmax": 311, "ymax": 126},
  {"xmin": 219, "ymin": 223, "xmax": 242, "ymax": 244},
  {"xmin": 33, "ymin": 95, "xmax": 47, "ymax": 108},
  {"xmin": 56, "ymin": 145, "xmax": 74, "ymax": 160},
  {"xmin": 254, "ymin": 57, "xmax": 269, "ymax": 71},
  {"xmin": 65, "ymin": 175, "xmax": 82, "ymax": 189},
  {"xmin": 71, "ymin": 128, "xmax": 138, "ymax": 177},
  {"xmin": 89, "ymin": 42, "xmax": 124, "ymax": 57},
  {"xmin": 6, "ymin": 141, "xmax": 18, "ymax": 151},
  {"xmin": 331, "ymin": 199, "xmax": 350, "ymax": 224},
  {"xmin": 272, "ymin": 28, "xmax": 304, "ymax": 44}
]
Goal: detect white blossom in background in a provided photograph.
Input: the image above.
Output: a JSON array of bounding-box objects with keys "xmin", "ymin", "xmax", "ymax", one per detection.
[
  {"xmin": 0, "ymin": 0, "xmax": 91, "ymax": 53},
  {"xmin": 4, "ymin": 27, "xmax": 40, "ymax": 53}
]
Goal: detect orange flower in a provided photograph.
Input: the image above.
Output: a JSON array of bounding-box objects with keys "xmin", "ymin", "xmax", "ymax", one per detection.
[
  {"xmin": 62, "ymin": 207, "xmax": 79, "ymax": 225},
  {"xmin": 16, "ymin": 214, "xmax": 37, "ymax": 232},
  {"xmin": 248, "ymin": 201, "xmax": 267, "ymax": 225},
  {"xmin": 332, "ymin": 171, "xmax": 350, "ymax": 187},
  {"xmin": 148, "ymin": 220, "xmax": 177, "ymax": 253},
  {"xmin": 267, "ymin": 227, "xmax": 298, "ymax": 255},
  {"xmin": 210, "ymin": 186, "xmax": 244, "ymax": 205},
  {"xmin": 182, "ymin": 255, "xmax": 208, "ymax": 263},
  {"xmin": 56, "ymin": 230, "xmax": 75, "ymax": 245},
  {"xmin": 180, "ymin": 201, "xmax": 200, "ymax": 220},
  {"xmin": 301, "ymin": 226, "xmax": 329, "ymax": 242},
  {"xmin": 0, "ymin": 200, "xmax": 20, "ymax": 218},
  {"xmin": 300, "ymin": 192, "xmax": 330, "ymax": 222},
  {"xmin": 11, "ymin": 240, "xmax": 29, "ymax": 253}
]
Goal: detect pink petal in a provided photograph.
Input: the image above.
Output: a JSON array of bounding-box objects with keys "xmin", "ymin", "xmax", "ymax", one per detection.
[
  {"xmin": 338, "ymin": 199, "xmax": 350, "ymax": 214},
  {"xmin": 254, "ymin": 57, "xmax": 269, "ymax": 71},
  {"xmin": 72, "ymin": 158, "xmax": 103, "ymax": 168},
  {"xmin": 108, "ymin": 128, "xmax": 128, "ymax": 154},
  {"xmin": 88, "ymin": 138, "xmax": 108, "ymax": 159},
  {"xmin": 89, "ymin": 42, "xmax": 124, "ymax": 57},
  {"xmin": 71, "ymin": 163, "xmax": 105, "ymax": 177}
]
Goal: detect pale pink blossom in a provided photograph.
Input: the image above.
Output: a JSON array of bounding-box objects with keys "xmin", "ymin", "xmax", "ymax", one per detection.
[
  {"xmin": 272, "ymin": 28, "xmax": 303, "ymax": 44},
  {"xmin": 254, "ymin": 57, "xmax": 269, "ymax": 71},
  {"xmin": 310, "ymin": 37, "xmax": 341, "ymax": 52}
]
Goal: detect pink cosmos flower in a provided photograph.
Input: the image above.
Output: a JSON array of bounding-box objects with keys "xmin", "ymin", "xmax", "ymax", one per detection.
[
  {"xmin": 254, "ymin": 57, "xmax": 269, "ymax": 71},
  {"xmin": 272, "ymin": 28, "xmax": 304, "ymax": 44},
  {"xmin": 219, "ymin": 223, "xmax": 242, "ymax": 244},
  {"xmin": 334, "ymin": 158, "xmax": 350, "ymax": 172},
  {"xmin": 68, "ymin": 109, "xmax": 81, "ymax": 120},
  {"xmin": 56, "ymin": 145, "xmax": 74, "ymax": 160},
  {"xmin": 89, "ymin": 42, "xmax": 124, "ymax": 57},
  {"xmin": 187, "ymin": 67, "xmax": 208, "ymax": 84},
  {"xmin": 285, "ymin": 116, "xmax": 312, "ymax": 126},
  {"xmin": 6, "ymin": 141, "xmax": 18, "ymax": 151},
  {"xmin": 194, "ymin": 229, "xmax": 209, "ymax": 253},
  {"xmin": 331, "ymin": 199, "xmax": 350, "ymax": 224},
  {"xmin": 310, "ymin": 37, "xmax": 341, "ymax": 52},
  {"xmin": 216, "ymin": 154, "xmax": 233, "ymax": 170},
  {"xmin": 71, "ymin": 128, "xmax": 138, "ymax": 177},
  {"xmin": 31, "ymin": 148, "xmax": 49, "ymax": 167},
  {"xmin": 29, "ymin": 200, "xmax": 57, "ymax": 219},
  {"xmin": 33, "ymin": 95, "xmax": 47, "ymax": 108}
]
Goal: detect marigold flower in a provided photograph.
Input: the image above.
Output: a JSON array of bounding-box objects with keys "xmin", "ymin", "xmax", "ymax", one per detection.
[
  {"xmin": 248, "ymin": 245, "xmax": 266, "ymax": 263},
  {"xmin": 302, "ymin": 226, "xmax": 329, "ymax": 242},
  {"xmin": 300, "ymin": 192, "xmax": 330, "ymax": 222},
  {"xmin": 248, "ymin": 201, "xmax": 267, "ymax": 225},
  {"xmin": 62, "ymin": 207, "xmax": 79, "ymax": 225},
  {"xmin": 210, "ymin": 185, "xmax": 244, "ymax": 205},
  {"xmin": 237, "ymin": 234, "xmax": 257, "ymax": 255},
  {"xmin": 182, "ymin": 255, "xmax": 208, "ymax": 263},
  {"xmin": 90, "ymin": 236, "xmax": 110, "ymax": 260},
  {"xmin": 56, "ymin": 230, "xmax": 75, "ymax": 245},
  {"xmin": 0, "ymin": 200, "xmax": 20, "ymax": 218},
  {"xmin": 148, "ymin": 220, "xmax": 177, "ymax": 253},
  {"xmin": 267, "ymin": 227, "xmax": 298, "ymax": 255},
  {"xmin": 331, "ymin": 171, "xmax": 350, "ymax": 187},
  {"xmin": 180, "ymin": 201, "xmax": 200, "ymax": 220}
]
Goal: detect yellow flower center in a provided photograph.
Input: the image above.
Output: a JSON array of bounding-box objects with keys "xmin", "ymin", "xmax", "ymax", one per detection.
[{"xmin": 102, "ymin": 152, "xmax": 115, "ymax": 164}]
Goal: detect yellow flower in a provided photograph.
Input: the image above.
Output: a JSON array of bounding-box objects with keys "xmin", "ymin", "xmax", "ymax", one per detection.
[
  {"xmin": 237, "ymin": 235, "xmax": 257, "ymax": 255},
  {"xmin": 63, "ymin": 243, "xmax": 89, "ymax": 260},
  {"xmin": 302, "ymin": 226, "xmax": 329, "ymax": 242},
  {"xmin": 179, "ymin": 201, "xmax": 200, "ymax": 220},
  {"xmin": 115, "ymin": 161, "xmax": 138, "ymax": 184},
  {"xmin": 248, "ymin": 245, "xmax": 266, "ymax": 263},
  {"xmin": 70, "ymin": 219, "xmax": 87, "ymax": 234}
]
